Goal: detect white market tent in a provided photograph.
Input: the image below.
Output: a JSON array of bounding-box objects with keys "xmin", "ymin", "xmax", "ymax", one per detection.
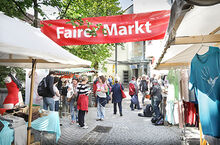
[
  {"xmin": 0, "ymin": 12, "xmax": 91, "ymax": 145},
  {"xmin": 156, "ymin": 0, "xmax": 220, "ymax": 70},
  {"xmin": 0, "ymin": 12, "xmax": 91, "ymax": 69}
]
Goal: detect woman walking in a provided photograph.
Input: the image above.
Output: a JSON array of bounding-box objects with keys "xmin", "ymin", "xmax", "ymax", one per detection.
[
  {"xmin": 68, "ymin": 77, "xmax": 79, "ymax": 124},
  {"xmin": 96, "ymin": 76, "xmax": 108, "ymax": 121},
  {"xmin": 111, "ymin": 77, "xmax": 124, "ymax": 116},
  {"xmin": 53, "ymin": 77, "xmax": 61, "ymax": 112},
  {"xmin": 77, "ymin": 76, "xmax": 90, "ymax": 129}
]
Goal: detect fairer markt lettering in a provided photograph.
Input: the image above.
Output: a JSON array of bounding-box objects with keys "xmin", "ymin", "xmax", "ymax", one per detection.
[{"xmin": 56, "ymin": 21, "xmax": 152, "ymax": 39}]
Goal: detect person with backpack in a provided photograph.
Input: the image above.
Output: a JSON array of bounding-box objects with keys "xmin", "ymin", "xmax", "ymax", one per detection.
[
  {"xmin": 129, "ymin": 76, "xmax": 141, "ymax": 111},
  {"xmin": 42, "ymin": 71, "xmax": 55, "ymax": 111},
  {"xmin": 150, "ymin": 79, "xmax": 163, "ymax": 125},
  {"xmin": 111, "ymin": 77, "xmax": 124, "ymax": 116},
  {"xmin": 139, "ymin": 75, "xmax": 149, "ymax": 105}
]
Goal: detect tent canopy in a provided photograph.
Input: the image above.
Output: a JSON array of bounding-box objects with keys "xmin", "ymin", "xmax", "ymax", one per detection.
[
  {"xmin": 0, "ymin": 12, "xmax": 91, "ymax": 69},
  {"xmin": 156, "ymin": 0, "xmax": 220, "ymax": 70},
  {"xmin": 54, "ymin": 68, "xmax": 97, "ymax": 75}
]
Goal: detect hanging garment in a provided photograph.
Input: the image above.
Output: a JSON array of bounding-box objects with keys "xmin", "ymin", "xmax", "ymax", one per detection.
[
  {"xmin": 3, "ymin": 80, "xmax": 19, "ymax": 106},
  {"xmin": 165, "ymin": 84, "xmax": 175, "ymax": 124},
  {"xmin": 183, "ymin": 101, "xmax": 196, "ymax": 126},
  {"xmin": 189, "ymin": 46, "xmax": 220, "ymax": 138},
  {"xmin": 180, "ymin": 70, "xmax": 190, "ymax": 102},
  {"xmin": 167, "ymin": 70, "xmax": 180, "ymax": 100}
]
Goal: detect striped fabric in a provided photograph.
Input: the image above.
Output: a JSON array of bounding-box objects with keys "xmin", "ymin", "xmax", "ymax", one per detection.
[{"xmin": 77, "ymin": 84, "xmax": 90, "ymax": 96}]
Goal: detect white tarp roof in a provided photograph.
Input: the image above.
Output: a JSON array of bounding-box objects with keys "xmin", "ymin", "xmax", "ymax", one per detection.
[
  {"xmin": 0, "ymin": 12, "xmax": 91, "ymax": 69},
  {"xmin": 156, "ymin": 2, "xmax": 220, "ymax": 70}
]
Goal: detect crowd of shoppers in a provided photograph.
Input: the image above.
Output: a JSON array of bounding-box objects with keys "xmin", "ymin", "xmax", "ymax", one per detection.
[{"xmin": 39, "ymin": 70, "xmax": 165, "ymax": 129}]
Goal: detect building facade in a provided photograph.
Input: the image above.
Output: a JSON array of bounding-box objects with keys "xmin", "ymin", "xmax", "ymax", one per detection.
[{"xmin": 105, "ymin": 0, "xmax": 171, "ymax": 84}]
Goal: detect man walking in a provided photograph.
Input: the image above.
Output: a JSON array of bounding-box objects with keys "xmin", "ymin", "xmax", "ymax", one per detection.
[
  {"xmin": 43, "ymin": 71, "xmax": 55, "ymax": 111},
  {"xmin": 150, "ymin": 80, "xmax": 162, "ymax": 121},
  {"xmin": 139, "ymin": 75, "xmax": 149, "ymax": 105}
]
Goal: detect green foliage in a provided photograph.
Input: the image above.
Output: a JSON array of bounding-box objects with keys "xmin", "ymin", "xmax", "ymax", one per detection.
[
  {"xmin": 61, "ymin": 0, "xmax": 123, "ymax": 70},
  {"xmin": 0, "ymin": 0, "xmax": 32, "ymax": 18},
  {"xmin": 0, "ymin": 0, "xmax": 62, "ymax": 23},
  {"xmin": 0, "ymin": 0, "xmax": 123, "ymax": 71},
  {"xmin": 64, "ymin": 44, "xmax": 113, "ymax": 70},
  {"xmin": 62, "ymin": 0, "xmax": 123, "ymax": 18},
  {"xmin": 0, "ymin": 66, "xmax": 25, "ymax": 88}
]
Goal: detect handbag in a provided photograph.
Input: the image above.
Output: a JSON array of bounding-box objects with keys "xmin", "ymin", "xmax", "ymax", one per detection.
[
  {"xmin": 145, "ymin": 94, "xmax": 151, "ymax": 99},
  {"xmin": 120, "ymin": 84, "xmax": 126, "ymax": 99},
  {"xmin": 131, "ymin": 95, "xmax": 138, "ymax": 104}
]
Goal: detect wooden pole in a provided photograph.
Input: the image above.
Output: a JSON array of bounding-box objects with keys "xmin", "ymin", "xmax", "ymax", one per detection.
[
  {"xmin": 115, "ymin": 43, "xmax": 118, "ymax": 75},
  {"xmin": 27, "ymin": 59, "xmax": 37, "ymax": 145}
]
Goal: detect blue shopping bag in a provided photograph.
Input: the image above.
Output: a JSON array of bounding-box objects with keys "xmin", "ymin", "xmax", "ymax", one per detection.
[{"xmin": 131, "ymin": 95, "xmax": 138, "ymax": 104}]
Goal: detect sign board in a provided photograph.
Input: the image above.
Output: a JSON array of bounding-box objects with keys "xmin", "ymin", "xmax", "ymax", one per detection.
[{"xmin": 41, "ymin": 10, "xmax": 170, "ymax": 46}]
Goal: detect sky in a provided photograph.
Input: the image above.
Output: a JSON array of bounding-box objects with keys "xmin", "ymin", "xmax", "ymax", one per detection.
[
  {"xmin": 119, "ymin": 0, "xmax": 133, "ymax": 10},
  {"xmin": 27, "ymin": 0, "xmax": 133, "ymax": 20}
]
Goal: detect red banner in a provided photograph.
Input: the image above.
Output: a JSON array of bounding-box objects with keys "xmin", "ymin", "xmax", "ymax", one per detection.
[{"xmin": 40, "ymin": 10, "xmax": 170, "ymax": 46}]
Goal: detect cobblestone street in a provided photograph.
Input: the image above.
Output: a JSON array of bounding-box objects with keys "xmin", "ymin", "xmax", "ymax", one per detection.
[{"xmin": 57, "ymin": 93, "xmax": 182, "ymax": 145}]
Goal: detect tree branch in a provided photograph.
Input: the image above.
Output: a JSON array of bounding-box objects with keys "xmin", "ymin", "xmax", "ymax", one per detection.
[
  {"xmin": 60, "ymin": 0, "xmax": 72, "ymax": 19},
  {"xmin": 11, "ymin": 0, "xmax": 34, "ymax": 22}
]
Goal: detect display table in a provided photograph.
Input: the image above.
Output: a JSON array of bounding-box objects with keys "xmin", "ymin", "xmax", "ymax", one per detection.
[
  {"xmin": 31, "ymin": 111, "xmax": 61, "ymax": 142},
  {"xmin": 0, "ymin": 111, "xmax": 61, "ymax": 144},
  {"xmin": 0, "ymin": 121, "xmax": 14, "ymax": 145}
]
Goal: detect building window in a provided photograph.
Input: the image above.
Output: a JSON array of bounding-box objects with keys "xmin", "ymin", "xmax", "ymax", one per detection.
[{"xmin": 123, "ymin": 71, "xmax": 129, "ymax": 84}]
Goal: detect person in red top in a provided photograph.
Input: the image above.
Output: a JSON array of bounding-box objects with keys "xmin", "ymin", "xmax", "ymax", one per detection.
[
  {"xmin": 129, "ymin": 76, "xmax": 141, "ymax": 111},
  {"xmin": 3, "ymin": 75, "xmax": 19, "ymax": 109},
  {"xmin": 77, "ymin": 76, "xmax": 91, "ymax": 129}
]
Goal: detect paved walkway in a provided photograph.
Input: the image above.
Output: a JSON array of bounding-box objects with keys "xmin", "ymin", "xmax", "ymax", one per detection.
[{"xmin": 57, "ymin": 94, "xmax": 182, "ymax": 145}]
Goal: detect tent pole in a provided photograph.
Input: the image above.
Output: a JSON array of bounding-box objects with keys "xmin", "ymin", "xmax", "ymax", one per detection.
[{"xmin": 27, "ymin": 59, "xmax": 37, "ymax": 145}]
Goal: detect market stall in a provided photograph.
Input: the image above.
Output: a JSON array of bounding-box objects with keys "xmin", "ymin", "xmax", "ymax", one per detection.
[
  {"xmin": 0, "ymin": 12, "xmax": 91, "ymax": 145},
  {"xmin": 155, "ymin": 1, "xmax": 220, "ymax": 144}
]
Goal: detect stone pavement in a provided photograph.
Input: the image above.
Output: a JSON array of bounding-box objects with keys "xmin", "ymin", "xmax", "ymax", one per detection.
[{"xmin": 57, "ymin": 92, "xmax": 182, "ymax": 145}]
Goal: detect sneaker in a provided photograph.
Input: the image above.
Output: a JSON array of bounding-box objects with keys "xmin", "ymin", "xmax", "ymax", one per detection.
[
  {"xmin": 82, "ymin": 125, "xmax": 88, "ymax": 129},
  {"xmin": 120, "ymin": 114, "xmax": 123, "ymax": 116},
  {"xmin": 70, "ymin": 121, "xmax": 75, "ymax": 125},
  {"xmin": 100, "ymin": 118, "xmax": 104, "ymax": 121},
  {"xmin": 96, "ymin": 118, "xmax": 101, "ymax": 121}
]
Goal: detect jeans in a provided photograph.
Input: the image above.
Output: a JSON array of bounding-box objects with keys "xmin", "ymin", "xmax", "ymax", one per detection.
[
  {"xmin": 153, "ymin": 100, "xmax": 161, "ymax": 119},
  {"xmin": 78, "ymin": 110, "xmax": 86, "ymax": 127},
  {"xmin": 141, "ymin": 92, "xmax": 147, "ymax": 104},
  {"xmin": 70, "ymin": 99, "xmax": 78, "ymax": 121},
  {"xmin": 55, "ymin": 100, "xmax": 59, "ymax": 111},
  {"xmin": 43, "ymin": 97, "xmax": 55, "ymax": 111},
  {"xmin": 97, "ymin": 101, "xmax": 105, "ymax": 119},
  {"xmin": 130, "ymin": 95, "xmax": 141, "ymax": 110},
  {"xmin": 114, "ymin": 102, "xmax": 122, "ymax": 114},
  {"xmin": 62, "ymin": 95, "xmax": 68, "ymax": 113}
]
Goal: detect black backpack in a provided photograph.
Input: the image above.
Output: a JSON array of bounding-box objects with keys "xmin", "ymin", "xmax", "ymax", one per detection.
[
  {"xmin": 143, "ymin": 104, "xmax": 153, "ymax": 117},
  {"xmin": 62, "ymin": 86, "xmax": 68, "ymax": 96},
  {"xmin": 37, "ymin": 77, "xmax": 47, "ymax": 96}
]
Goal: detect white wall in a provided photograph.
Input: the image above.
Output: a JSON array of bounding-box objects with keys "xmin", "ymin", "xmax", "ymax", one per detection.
[
  {"xmin": 134, "ymin": 0, "xmax": 171, "ymax": 67},
  {"xmin": 133, "ymin": 0, "xmax": 170, "ymax": 13}
]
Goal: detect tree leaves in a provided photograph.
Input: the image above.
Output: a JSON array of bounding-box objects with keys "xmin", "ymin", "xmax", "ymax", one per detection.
[{"xmin": 61, "ymin": 0, "xmax": 123, "ymax": 70}]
